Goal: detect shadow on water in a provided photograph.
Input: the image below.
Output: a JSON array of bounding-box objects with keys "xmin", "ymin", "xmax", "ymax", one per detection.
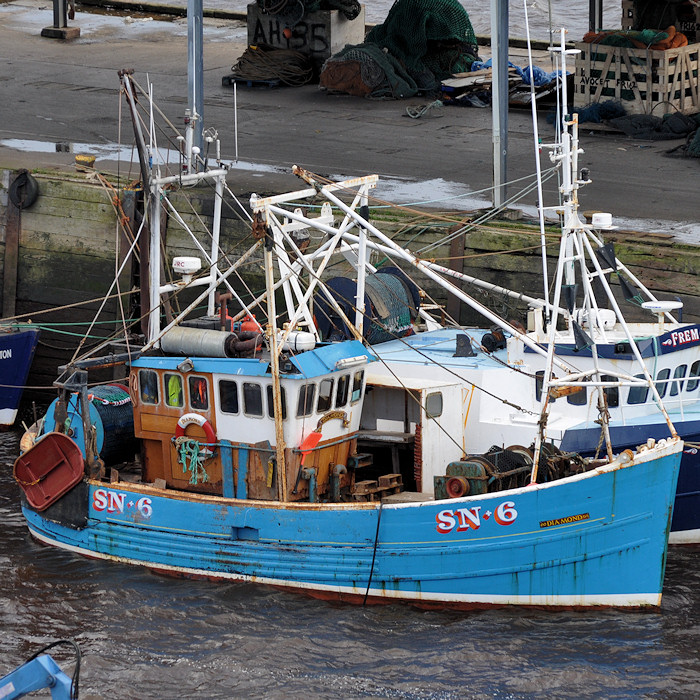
[{"xmin": 1, "ymin": 430, "xmax": 699, "ymax": 699}]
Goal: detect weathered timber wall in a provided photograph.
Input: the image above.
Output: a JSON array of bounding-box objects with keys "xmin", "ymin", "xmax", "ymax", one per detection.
[
  {"xmin": 1, "ymin": 168, "xmax": 698, "ymax": 422},
  {"xmin": 0, "ymin": 168, "xmax": 260, "ymax": 420},
  {"xmin": 383, "ymin": 216, "xmax": 700, "ymax": 327}
]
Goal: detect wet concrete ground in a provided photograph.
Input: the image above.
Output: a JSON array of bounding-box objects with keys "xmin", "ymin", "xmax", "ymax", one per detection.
[{"xmin": 0, "ymin": 0, "xmax": 698, "ymax": 239}]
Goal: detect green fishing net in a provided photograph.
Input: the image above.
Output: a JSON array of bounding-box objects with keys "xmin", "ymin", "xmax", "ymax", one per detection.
[{"xmin": 320, "ymin": 0, "xmax": 479, "ymax": 98}]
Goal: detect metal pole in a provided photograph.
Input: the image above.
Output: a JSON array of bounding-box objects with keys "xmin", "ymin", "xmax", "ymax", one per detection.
[
  {"xmin": 589, "ymin": 0, "xmax": 604, "ymax": 33},
  {"xmin": 187, "ymin": 0, "xmax": 204, "ymax": 169},
  {"xmin": 490, "ymin": 0, "xmax": 509, "ymax": 208},
  {"xmin": 52, "ymin": 0, "xmax": 68, "ymax": 28}
]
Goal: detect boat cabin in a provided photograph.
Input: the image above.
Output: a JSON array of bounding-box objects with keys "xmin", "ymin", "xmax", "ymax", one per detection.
[{"xmin": 129, "ymin": 339, "xmax": 373, "ymax": 502}]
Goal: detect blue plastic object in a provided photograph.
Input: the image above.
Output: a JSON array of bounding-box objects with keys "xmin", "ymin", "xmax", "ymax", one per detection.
[
  {"xmin": 0, "ymin": 654, "xmax": 74, "ymax": 700},
  {"xmin": 471, "ymin": 58, "xmax": 567, "ymax": 86}
]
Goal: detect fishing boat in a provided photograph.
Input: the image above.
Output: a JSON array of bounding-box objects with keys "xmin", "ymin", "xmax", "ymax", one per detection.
[
  {"xmin": 355, "ymin": 30, "xmax": 700, "ymax": 545},
  {"xmin": 12, "ymin": 36, "xmax": 684, "ymax": 608},
  {"xmin": 0, "ymin": 323, "xmax": 39, "ymax": 428}
]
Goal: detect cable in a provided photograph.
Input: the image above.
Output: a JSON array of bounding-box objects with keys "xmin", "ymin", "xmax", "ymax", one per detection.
[
  {"xmin": 362, "ymin": 500, "xmax": 383, "ymax": 605},
  {"xmin": 25, "ymin": 639, "xmax": 81, "ymax": 700}
]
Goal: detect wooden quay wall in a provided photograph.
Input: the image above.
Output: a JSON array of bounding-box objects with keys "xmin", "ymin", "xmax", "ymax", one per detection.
[{"xmin": 2, "ymin": 166, "xmax": 698, "ymax": 420}]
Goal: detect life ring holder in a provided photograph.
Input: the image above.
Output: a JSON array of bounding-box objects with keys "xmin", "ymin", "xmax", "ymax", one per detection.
[{"xmin": 175, "ymin": 413, "xmax": 217, "ymax": 454}]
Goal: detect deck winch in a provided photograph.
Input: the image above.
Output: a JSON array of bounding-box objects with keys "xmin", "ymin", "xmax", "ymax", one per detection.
[
  {"xmin": 434, "ymin": 446, "xmax": 532, "ymax": 499},
  {"xmin": 160, "ymin": 326, "xmax": 262, "ymax": 358},
  {"xmin": 42, "ymin": 384, "xmax": 136, "ymax": 465},
  {"xmin": 434, "ymin": 444, "xmax": 591, "ymax": 499}
]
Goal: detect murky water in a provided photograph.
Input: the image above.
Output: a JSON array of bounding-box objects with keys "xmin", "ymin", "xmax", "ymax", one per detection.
[{"xmin": 2, "ymin": 430, "xmax": 700, "ymax": 698}]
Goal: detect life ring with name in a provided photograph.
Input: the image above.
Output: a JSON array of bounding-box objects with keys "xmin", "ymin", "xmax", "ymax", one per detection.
[{"xmin": 175, "ymin": 413, "xmax": 217, "ymax": 452}]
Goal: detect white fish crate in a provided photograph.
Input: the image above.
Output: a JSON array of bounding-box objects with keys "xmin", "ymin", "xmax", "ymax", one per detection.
[{"xmin": 574, "ymin": 40, "xmax": 700, "ymax": 115}]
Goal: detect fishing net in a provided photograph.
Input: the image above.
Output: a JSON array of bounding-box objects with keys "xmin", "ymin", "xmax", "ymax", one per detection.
[
  {"xmin": 320, "ymin": 0, "xmax": 479, "ymax": 98},
  {"xmin": 607, "ymin": 112, "xmax": 699, "ymax": 140},
  {"xmin": 686, "ymin": 125, "xmax": 700, "ymax": 157},
  {"xmin": 582, "ymin": 26, "xmax": 688, "ymax": 49},
  {"xmin": 574, "ymin": 100, "xmax": 628, "ymax": 124}
]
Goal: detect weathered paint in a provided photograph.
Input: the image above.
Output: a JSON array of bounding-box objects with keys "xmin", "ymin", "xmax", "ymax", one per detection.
[{"xmin": 23, "ymin": 439, "xmax": 683, "ymax": 608}]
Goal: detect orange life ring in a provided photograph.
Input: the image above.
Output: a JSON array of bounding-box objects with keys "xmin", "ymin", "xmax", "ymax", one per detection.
[{"xmin": 175, "ymin": 413, "xmax": 217, "ymax": 451}]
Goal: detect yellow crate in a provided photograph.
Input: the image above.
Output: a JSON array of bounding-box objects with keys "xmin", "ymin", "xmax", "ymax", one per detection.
[{"xmin": 574, "ymin": 41, "xmax": 700, "ymax": 115}]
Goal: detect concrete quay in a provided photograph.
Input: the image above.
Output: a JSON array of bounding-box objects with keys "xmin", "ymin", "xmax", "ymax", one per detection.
[{"xmin": 0, "ymin": 0, "xmax": 698, "ymax": 240}]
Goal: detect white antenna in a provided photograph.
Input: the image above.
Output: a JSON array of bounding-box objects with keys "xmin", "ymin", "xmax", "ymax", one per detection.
[
  {"xmin": 234, "ymin": 82, "xmax": 239, "ymax": 163},
  {"xmin": 523, "ymin": 0, "xmax": 550, "ymax": 311},
  {"xmin": 148, "ymin": 79, "xmax": 159, "ymax": 173}
]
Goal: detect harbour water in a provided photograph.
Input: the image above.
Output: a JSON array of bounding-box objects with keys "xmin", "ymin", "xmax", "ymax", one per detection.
[{"xmin": 2, "ymin": 430, "xmax": 700, "ymax": 698}]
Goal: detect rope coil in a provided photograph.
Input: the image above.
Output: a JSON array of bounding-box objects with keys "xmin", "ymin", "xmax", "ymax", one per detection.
[{"xmin": 230, "ymin": 45, "xmax": 314, "ymax": 87}]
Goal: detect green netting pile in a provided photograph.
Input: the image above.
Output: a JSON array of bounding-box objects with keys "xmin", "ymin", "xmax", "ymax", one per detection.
[
  {"xmin": 320, "ymin": 0, "xmax": 479, "ymax": 99},
  {"xmin": 685, "ymin": 120, "xmax": 700, "ymax": 157}
]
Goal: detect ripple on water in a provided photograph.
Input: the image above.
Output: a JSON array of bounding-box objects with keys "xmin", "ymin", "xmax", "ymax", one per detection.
[{"xmin": 2, "ymin": 430, "xmax": 700, "ymax": 698}]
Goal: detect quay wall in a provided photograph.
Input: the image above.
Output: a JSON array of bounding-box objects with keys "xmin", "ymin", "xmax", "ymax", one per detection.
[
  {"xmin": 2, "ymin": 165, "xmax": 699, "ymax": 420},
  {"xmin": 0, "ymin": 166, "xmax": 259, "ymax": 418},
  {"xmin": 380, "ymin": 211, "xmax": 700, "ymax": 328}
]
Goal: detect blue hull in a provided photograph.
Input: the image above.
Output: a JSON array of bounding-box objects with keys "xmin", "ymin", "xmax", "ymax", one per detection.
[
  {"xmin": 561, "ymin": 418, "xmax": 700, "ymax": 543},
  {"xmin": 0, "ymin": 327, "xmax": 40, "ymax": 426},
  {"xmin": 23, "ymin": 443, "xmax": 682, "ymax": 608}
]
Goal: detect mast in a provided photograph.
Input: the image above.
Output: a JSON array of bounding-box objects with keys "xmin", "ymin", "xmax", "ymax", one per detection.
[
  {"xmin": 490, "ymin": 0, "xmax": 509, "ymax": 208},
  {"xmin": 529, "ymin": 29, "xmax": 678, "ymax": 482},
  {"xmin": 255, "ymin": 213, "xmax": 288, "ymax": 501},
  {"xmin": 186, "ymin": 0, "xmax": 204, "ymax": 171}
]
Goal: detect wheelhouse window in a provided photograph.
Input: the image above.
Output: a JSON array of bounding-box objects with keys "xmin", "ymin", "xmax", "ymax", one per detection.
[
  {"xmin": 627, "ymin": 374, "xmax": 649, "ymax": 405},
  {"xmin": 425, "ymin": 392, "xmax": 443, "ymax": 418},
  {"xmin": 655, "ymin": 368, "xmax": 671, "ymax": 399},
  {"xmin": 670, "ymin": 365, "xmax": 687, "ymax": 397},
  {"xmin": 189, "ymin": 376, "xmax": 209, "ymax": 410},
  {"xmin": 243, "ymin": 382, "xmax": 263, "ymax": 417},
  {"xmin": 335, "ymin": 374, "xmax": 350, "ymax": 408},
  {"xmin": 535, "ymin": 371, "xmax": 556, "ymax": 403},
  {"xmin": 267, "ymin": 385, "xmax": 287, "ymax": 419},
  {"xmin": 165, "ymin": 373, "xmax": 183, "ymax": 407},
  {"xmin": 297, "ymin": 384, "xmax": 316, "ymax": 417},
  {"xmin": 602, "ymin": 375, "xmax": 619, "ymax": 408},
  {"xmin": 350, "ymin": 370, "xmax": 364, "ymax": 404},
  {"xmin": 687, "ymin": 360, "xmax": 700, "ymax": 392},
  {"xmin": 139, "ymin": 369, "xmax": 159, "ymax": 405},
  {"xmin": 567, "ymin": 381, "xmax": 587, "ymax": 406},
  {"xmin": 317, "ymin": 378, "xmax": 334, "ymax": 413},
  {"xmin": 219, "ymin": 380, "xmax": 239, "ymax": 414}
]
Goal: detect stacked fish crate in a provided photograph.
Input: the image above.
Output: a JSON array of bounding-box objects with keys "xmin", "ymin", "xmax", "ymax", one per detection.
[{"xmin": 573, "ymin": 0, "xmax": 700, "ymax": 115}]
